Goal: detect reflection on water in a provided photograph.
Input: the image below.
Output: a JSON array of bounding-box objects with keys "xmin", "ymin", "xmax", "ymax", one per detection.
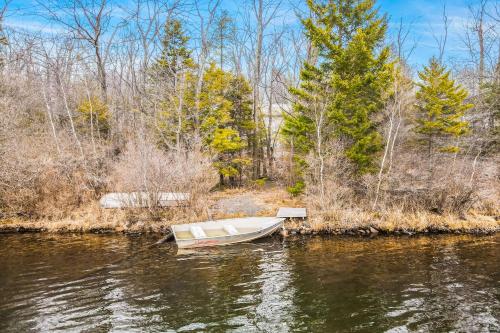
[{"xmin": 0, "ymin": 233, "xmax": 498, "ymax": 332}]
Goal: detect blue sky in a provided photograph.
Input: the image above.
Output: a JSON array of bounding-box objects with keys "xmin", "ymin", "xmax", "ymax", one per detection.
[
  {"xmin": 3, "ymin": 0, "xmax": 494, "ymax": 68},
  {"xmin": 380, "ymin": 0, "xmax": 476, "ymax": 65}
]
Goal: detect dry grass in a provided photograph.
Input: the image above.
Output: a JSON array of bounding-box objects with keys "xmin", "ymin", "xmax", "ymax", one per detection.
[
  {"xmin": 1, "ymin": 183, "xmax": 497, "ymax": 234},
  {"xmin": 0, "ymin": 133, "xmax": 108, "ymax": 219},
  {"xmin": 307, "ymin": 207, "xmax": 499, "ymax": 233},
  {"xmin": 208, "ymin": 185, "xmax": 305, "ymax": 219}
]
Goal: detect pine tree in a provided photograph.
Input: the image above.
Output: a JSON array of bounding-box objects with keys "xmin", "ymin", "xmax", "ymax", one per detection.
[
  {"xmin": 200, "ymin": 63, "xmax": 252, "ymax": 185},
  {"xmin": 282, "ymin": 62, "xmax": 329, "ymax": 194},
  {"xmin": 155, "ymin": 19, "xmax": 192, "ymax": 78},
  {"xmin": 210, "ymin": 128, "xmax": 246, "ymax": 185},
  {"xmin": 283, "ymin": 0, "xmax": 394, "ymax": 191},
  {"xmin": 225, "ymin": 74, "xmax": 254, "ymax": 184},
  {"xmin": 153, "ymin": 19, "xmax": 194, "ymax": 150},
  {"xmin": 213, "ymin": 10, "xmax": 234, "ymax": 70},
  {"xmin": 480, "ymin": 64, "xmax": 500, "ymax": 145},
  {"xmin": 199, "ymin": 63, "xmax": 234, "ymax": 142},
  {"xmin": 226, "ymin": 74, "xmax": 254, "ymax": 148},
  {"xmin": 415, "ymin": 57, "xmax": 473, "ymax": 173}
]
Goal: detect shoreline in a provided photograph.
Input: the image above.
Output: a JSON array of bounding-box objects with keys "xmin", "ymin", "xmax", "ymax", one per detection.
[
  {"xmin": 1, "ymin": 188, "xmax": 498, "ymax": 237},
  {"xmin": 1, "ymin": 219, "xmax": 498, "ymax": 236}
]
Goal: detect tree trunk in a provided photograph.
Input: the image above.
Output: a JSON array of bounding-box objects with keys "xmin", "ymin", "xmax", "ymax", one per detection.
[
  {"xmin": 42, "ymin": 88, "xmax": 61, "ymax": 156},
  {"xmin": 252, "ymin": 0, "xmax": 263, "ymax": 180},
  {"xmin": 95, "ymin": 43, "xmax": 107, "ymax": 100}
]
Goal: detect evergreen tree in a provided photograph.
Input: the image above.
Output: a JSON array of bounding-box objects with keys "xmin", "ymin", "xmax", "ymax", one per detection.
[
  {"xmin": 200, "ymin": 63, "xmax": 252, "ymax": 185},
  {"xmin": 283, "ymin": 0, "xmax": 393, "ymax": 180},
  {"xmin": 153, "ymin": 19, "xmax": 194, "ymax": 150},
  {"xmin": 211, "ymin": 128, "xmax": 246, "ymax": 185},
  {"xmin": 226, "ymin": 75, "xmax": 254, "ymax": 148},
  {"xmin": 480, "ymin": 65, "xmax": 500, "ymax": 147},
  {"xmin": 199, "ymin": 63, "xmax": 234, "ymax": 142},
  {"xmin": 226, "ymin": 75, "xmax": 254, "ymax": 184},
  {"xmin": 213, "ymin": 10, "xmax": 234, "ymax": 70},
  {"xmin": 155, "ymin": 19, "xmax": 191, "ymax": 78},
  {"xmin": 415, "ymin": 58, "xmax": 472, "ymax": 171},
  {"xmin": 282, "ymin": 63, "xmax": 329, "ymax": 194}
]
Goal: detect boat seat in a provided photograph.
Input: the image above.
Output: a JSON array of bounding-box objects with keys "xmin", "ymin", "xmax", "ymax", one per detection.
[
  {"xmin": 223, "ymin": 224, "xmax": 239, "ymax": 235},
  {"xmin": 190, "ymin": 226, "xmax": 206, "ymax": 239}
]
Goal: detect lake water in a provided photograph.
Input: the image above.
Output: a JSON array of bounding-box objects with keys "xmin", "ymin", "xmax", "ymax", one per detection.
[{"xmin": 0, "ymin": 233, "xmax": 498, "ymax": 332}]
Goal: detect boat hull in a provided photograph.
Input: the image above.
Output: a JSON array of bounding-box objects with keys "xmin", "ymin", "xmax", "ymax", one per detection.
[{"xmin": 172, "ymin": 217, "xmax": 284, "ymax": 249}]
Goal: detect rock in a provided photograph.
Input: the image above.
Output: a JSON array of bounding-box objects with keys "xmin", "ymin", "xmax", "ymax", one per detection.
[
  {"xmin": 290, "ymin": 231, "xmax": 297, "ymax": 236},
  {"xmin": 369, "ymin": 227, "xmax": 379, "ymax": 234},
  {"xmin": 280, "ymin": 229, "xmax": 289, "ymax": 238},
  {"xmin": 115, "ymin": 226, "xmax": 125, "ymax": 232}
]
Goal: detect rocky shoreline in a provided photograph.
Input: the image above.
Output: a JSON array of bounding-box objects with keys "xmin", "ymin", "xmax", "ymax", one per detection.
[
  {"xmin": 1, "ymin": 222, "xmax": 497, "ymax": 237},
  {"xmin": 280, "ymin": 224, "xmax": 499, "ymax": 237}
]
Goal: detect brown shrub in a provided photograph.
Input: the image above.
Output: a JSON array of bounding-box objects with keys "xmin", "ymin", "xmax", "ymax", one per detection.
[
  {"xmin": 0, "ymin": 133, "xmax": 109, "ymax": 219},
  {"xmin": 109, "ymin": 140, "xmax": 218, "ymax": 219}
]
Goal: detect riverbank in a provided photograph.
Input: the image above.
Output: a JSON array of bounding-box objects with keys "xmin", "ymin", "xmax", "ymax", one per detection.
[
  {"xmin": 1, "ymin": 215, "xmax": 497, "ymax": 236},
  {"xmin": 1, "ymin": 187, "xmax": 498, "ymax": 235}
]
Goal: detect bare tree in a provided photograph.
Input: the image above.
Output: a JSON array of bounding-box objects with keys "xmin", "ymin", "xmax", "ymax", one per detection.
[
  {"xmin": 0, "ymin": 0, "xmax": 10, "ymax": 68},
  {"xmin": 246, "ymin": 0, "xmax": 283, "ymax": 179},
  {"xmin": 39, "ymin": 0, "xmax": 118, "ymax": 100},
  {"xmin": 193, "ymin": 0, "xmax": 221, "ymax": 135},
  {"xmin": 372, "ymin": 64, "xmax": 414, "ymax": 209},
  {"xmin": 431, "ymin": 3, "xmax": 449, "ymax": 63}
]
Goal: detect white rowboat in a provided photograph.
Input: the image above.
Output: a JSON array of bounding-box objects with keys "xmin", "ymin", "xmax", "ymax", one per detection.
[{"xmin": 171, "ymin": 217, "xmax": 285, "ymax": 248}]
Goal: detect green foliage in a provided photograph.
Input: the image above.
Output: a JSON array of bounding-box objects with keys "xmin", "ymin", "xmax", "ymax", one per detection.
[
  {"xmin": 281, "ymin": 62, "xmax": 324, "ymax": 189},
  {"xmin": 211, "ymin": 127, "xmax": 250, "ymax": 180},
  {"xmin": 201, "ymin": 63, "xmax": 253, "ymax": 184},
  {"xmin": 213, "ymin": 10, "xmax": 234, "ymax": 68},
  {"xmin": 319, "ymin": 0, "xmax": 393, "ymax": 174},
  {"xmin": 254, "ymin": 177, "xmax": 267, "ymax": 187},
  {"xmin": 480, "ymin": 76, "xmax": 500, "ymax": 144},
  {"xmin": 283, "ymin": 0, "xmax": 393, "ymax": 183},
  {"xmin": 153, "ymin": 19, "xmax": 195, "ymax": 149},
  {"xmin": 76, "ymin": 96, "xmax": 110, "ymax": 137},
  {"xmin": 415, "ymin": 58, "xmax": 472, "ymax": 154},
  {"xmin": 210, "ymin": 128, "xmax": 245, "ymax": 153},
  {"xmin": 282, "ymin": 63, "xmax": 327, "ymax": 155},
  {"xmin": 287, "ymin": 181, "xmax": 305, "ymax": 196},
  {"xmin": 150, "ymin": 19, "xmax": 254, "ymax": 185},
  {"xmin": 154, "ymin": 19, "xmax": 192, "ymax": 77},
  {"xmin": 226, "ymin": 74, "xmax": 255, "ymax": 139},
  {"xmin": 200, "ymin": 63, "xmax": 234, "ymax": 142}
]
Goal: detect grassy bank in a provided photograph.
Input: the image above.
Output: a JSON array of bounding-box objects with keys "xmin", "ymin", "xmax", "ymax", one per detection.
[{"xmin": 1, "ymin": 187, "xmax": 498, "ymax": 235}]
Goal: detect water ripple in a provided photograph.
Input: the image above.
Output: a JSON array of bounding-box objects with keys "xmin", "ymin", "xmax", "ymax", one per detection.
[{"xmin": 0, "ymin": 233, "xmax": 498, "ymax": 332}]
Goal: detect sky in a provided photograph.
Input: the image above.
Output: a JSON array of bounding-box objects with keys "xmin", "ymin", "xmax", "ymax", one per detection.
[{"xmin": 2, "ymin": 0, "xmax": 496, "ymax": 68}]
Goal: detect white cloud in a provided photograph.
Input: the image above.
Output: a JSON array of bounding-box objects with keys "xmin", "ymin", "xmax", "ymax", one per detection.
[{"xmin": 4, "ymin": 18, "xmax": 66, "ymax": 34}]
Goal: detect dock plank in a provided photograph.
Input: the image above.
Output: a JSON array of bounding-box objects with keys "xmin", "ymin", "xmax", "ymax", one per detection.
[{"xmin": 276, "ymin": 207, "xmax": 307, "ymax": 218}]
